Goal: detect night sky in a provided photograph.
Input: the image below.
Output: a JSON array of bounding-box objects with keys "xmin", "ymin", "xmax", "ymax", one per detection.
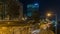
[{"xmin": 19, "ymin": 0, "xmax": 60, "ymax": 21}]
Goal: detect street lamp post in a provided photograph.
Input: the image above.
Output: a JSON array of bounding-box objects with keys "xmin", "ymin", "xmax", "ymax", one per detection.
[{"xmin": 54, "ymin": 14, "xmax": 57, "ymax": 34}]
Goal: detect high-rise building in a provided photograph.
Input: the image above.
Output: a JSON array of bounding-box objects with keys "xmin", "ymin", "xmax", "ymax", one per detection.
[
  {"xmin": 26, "ymin": 3, "xmax": 39, "ymax": 17},
  {"xmin": 0, "ymin": 0, "xmax": 23, "ymax": 21}
]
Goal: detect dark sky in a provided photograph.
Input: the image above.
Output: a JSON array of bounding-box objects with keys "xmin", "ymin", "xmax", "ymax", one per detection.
[{"xmin": 19, "ymin": 0, "xmax": 60, "ymax": 21}]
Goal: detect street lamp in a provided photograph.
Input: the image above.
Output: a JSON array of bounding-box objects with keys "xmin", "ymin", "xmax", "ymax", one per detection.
[
  {"xmin": 46, "ymin": 13, "xmax": 57, "ymax": 34},
  {"xmin": 47, "ymin": 13, "xmax": 52, "ymax": 17},
  {"xmin": 47, "ymin": 13, "xmax": 57, "ymax": 25}
]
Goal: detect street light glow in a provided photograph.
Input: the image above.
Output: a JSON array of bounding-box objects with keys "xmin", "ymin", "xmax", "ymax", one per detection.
[{"xmin": 47, "ymin": 13, "xmax": 51, "ymax": 17}]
